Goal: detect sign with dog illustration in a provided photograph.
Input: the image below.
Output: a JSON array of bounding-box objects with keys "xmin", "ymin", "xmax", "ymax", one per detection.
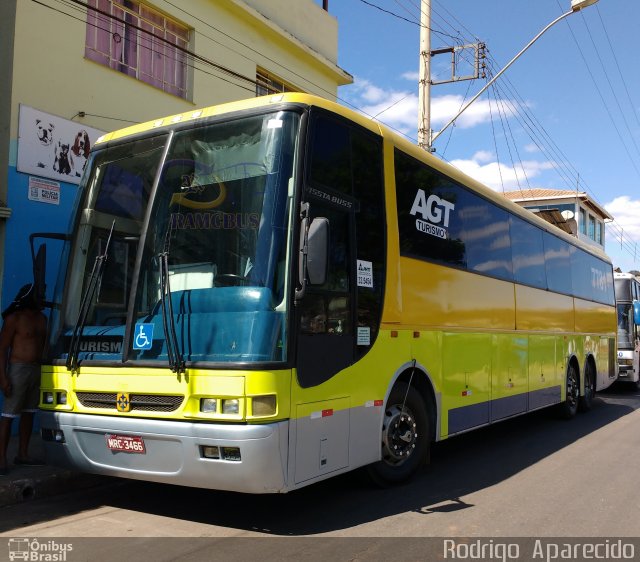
[{"xmin": 17, "ymin": 105, "xmax": 105, "ymax": 185}]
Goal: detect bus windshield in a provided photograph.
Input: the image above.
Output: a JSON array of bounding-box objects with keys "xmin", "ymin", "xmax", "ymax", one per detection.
[
  {"xmin": 50, "ymin": 111, "xmax": 299, "ymax": 366},
  {"xmin": 617, "ymin": 303, "xmax": 633, "ymax": 348},
  {"xmin": 615, "ymin": 277, "xmax": 635, "ymax": 350}
]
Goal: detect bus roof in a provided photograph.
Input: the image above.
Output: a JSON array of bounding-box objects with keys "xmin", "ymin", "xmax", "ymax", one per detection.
[{"xmin": 95, "ymin": 92, "xmax": 611, "ymax": 264}]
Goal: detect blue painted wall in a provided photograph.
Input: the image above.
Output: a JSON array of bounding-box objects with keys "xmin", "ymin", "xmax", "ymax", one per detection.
[
  {"xmin": 3, "ymin": 166, "xmax": 77, "ymax": 312},
  {"xmin": 2, "ymin": 165, "xmax": 78, "ymax": 433}
]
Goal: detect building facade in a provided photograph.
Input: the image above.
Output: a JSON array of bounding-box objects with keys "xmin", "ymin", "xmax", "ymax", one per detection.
[
  {"xmin": 0, "ymin": 0, "xmax": 351, "ymax": 311},
  {"xmin": 503, "ymin": 189, "xmax": 612, "ymax": 250}
]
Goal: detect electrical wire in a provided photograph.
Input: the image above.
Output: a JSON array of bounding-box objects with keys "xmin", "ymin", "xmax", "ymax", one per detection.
[
  {"xmin": 493, "ymin": 71, "xmax": 639, "ymax": 258},
  {"xmin": 458, "ymin": 42, "xmax": 640, "ymax": 261},
  {"xmin": 36, "ymin": 0, "xmax": 262, "ymax": 110},
  {"xmin": 490, "ymin": 79, "xmax": 524, "ymax": 193},
  {"xmin": 578, "ymin": 9, "xmax": 640, "ymax": 162},
  {"xmin": 595, "ymin": 5, "xmax": 640, "ymax": 131},
  {"xmin": 159, "ymin": 0, "xmax": 424, "ymax": 143},
  {"xmin": 50, "ymin": 0, "xmax": 266, "ymax": 92},
  {"xmin": 558, "ymin": 1, "xmax": 640, "ymax": 181},
  {"xmin": 31, "ymin": 0, "xmax": 640, "ymax": 263},
  {"xmin": 487, "ymin": 88, "xmax": 506, "ymax": 192},
  {"xmin": 356, "ymin": 0, "xmax": 460, "ymax": 41},
  {"xmin": 440, "ymin": 77, "xmax": 474, "ymax": 157}
]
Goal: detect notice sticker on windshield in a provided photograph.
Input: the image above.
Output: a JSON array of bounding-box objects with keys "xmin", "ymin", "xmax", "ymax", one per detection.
[
  {"xmin": 357, "ymin": 260, "xmax": 373, "ymax": 288},
  {"xmin": 267, "ymin": 119, "xmax": 283, "ymax": 129},
  {"xmin": 357, "ymin": 327, "xmax": 371, "ymax": 346}
]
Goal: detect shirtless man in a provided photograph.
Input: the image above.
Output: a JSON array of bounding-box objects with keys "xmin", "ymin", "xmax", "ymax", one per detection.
[{"xmin": 0, "ymin": 284, "xmax": 47, "ymax": 474}]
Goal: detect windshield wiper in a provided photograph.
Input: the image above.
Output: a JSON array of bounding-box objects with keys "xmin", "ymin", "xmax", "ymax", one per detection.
[
  {"xmin": 158, "ymin": 230, "xmax": 184, "ymax": 373},
  {"xmin": 66, "ymin": 220, "xmax": 115, "ymax": 372}
]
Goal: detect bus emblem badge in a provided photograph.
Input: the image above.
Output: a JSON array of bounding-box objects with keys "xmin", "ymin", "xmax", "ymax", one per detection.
[{"xmin": 117, "ymin": 393, "xmax": 131, "ymax": 412}]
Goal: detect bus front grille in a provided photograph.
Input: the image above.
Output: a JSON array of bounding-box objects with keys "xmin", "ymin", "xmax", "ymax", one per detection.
[{"xmin": 75, "ymin": 392, "xmax": 184, "ymax": 412}]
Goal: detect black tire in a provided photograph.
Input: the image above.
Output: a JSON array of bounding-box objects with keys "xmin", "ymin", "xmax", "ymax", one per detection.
[
  {"xmin": 559, "ymin": 363, "xmax": 579, "ymax": 419},
  {"xmin": 578, "ymin": 361, "xmax": 596, "ymax": 412},
  {"xmin": 366, "ymin": 382, "xmax": 430, "ymax": 486}
]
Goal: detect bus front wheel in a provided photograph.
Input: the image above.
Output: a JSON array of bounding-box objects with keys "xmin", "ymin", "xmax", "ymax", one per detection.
[{"xmin": 366, "ymin": 382, "xmax": 430, "ymax": 486}]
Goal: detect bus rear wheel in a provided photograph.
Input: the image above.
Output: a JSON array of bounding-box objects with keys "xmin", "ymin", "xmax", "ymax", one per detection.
[
  {"xmin": 366, "ymin": 382, "xmax": 430, "ymax": 486},
  {"xmin": 559, "ymin": 364, "xmax": 579, "ymax": 419},
  {"xmin": 578, "ymin": 362, "xmax": 596, "ymax": 412}
]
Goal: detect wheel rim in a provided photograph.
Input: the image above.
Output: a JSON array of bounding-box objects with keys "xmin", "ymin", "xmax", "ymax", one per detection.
[
  {"xmin": 585, "ymin": 369, "xmax": 594, "ymax": 402},
  {"xmin": 567, "ymin": 368, "xmax": 579, "ymax": 409},
  {"xmin": 381, "ymin": 405, "xmax": 418, "ymax": 466}
]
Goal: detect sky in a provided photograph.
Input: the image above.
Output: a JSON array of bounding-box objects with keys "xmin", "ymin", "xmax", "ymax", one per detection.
[{"xmin": 320, "ymin": 0, "xmax": 640, "ymax": 272}]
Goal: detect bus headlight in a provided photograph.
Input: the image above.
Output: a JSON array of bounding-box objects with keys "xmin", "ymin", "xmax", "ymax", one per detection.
[
  {"xmin": 252, "ymin": 395, "xmax": 276, "ymax": 416},
  {"xmin": 57, "ymin": 392, "xmax": 68, "ymax": 405},
  {"xmin": 222, "ymin": 399, "xmax": 239, "ymax": 414},
  {"xmin": 43, "ymin": 392, "xmax": 54, "ymax": 405},
  {"xmin": 200, "ymin": 398, "xmax": 217, "ymax": 413}
]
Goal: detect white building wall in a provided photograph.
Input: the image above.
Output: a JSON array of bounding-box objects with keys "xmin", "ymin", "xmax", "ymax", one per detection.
[{"xmin": 242, "ymin": 0, "xmax": 339, "ymax": 63}]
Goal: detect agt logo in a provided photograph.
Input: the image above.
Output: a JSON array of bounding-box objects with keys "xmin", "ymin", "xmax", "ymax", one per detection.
[{"xmin": 409, "ymin": 189, "xmax": 455, "ymax": 240}]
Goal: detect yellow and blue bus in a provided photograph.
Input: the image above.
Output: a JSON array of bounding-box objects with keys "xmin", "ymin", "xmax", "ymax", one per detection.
[{"xmin": 37, "ymin": 93, "xmax": 617, "ymax": 493}]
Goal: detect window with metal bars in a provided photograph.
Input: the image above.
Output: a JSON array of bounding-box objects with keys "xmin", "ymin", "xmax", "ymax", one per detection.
[
  {"xmin": 256, "ymin": 69, "xmax": 298, "ymax": 97},
  {"xmin": 85, "ymin": 0, "xmax": 190, "ymax": 99}
]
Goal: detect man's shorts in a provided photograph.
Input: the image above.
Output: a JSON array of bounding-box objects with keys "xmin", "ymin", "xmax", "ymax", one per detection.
[{"xmin": 1, "ymin": 363, "xmax": 41, "ymax": 418}]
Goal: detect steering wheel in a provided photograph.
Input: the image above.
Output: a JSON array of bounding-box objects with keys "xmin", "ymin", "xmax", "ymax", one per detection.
[{"xmin": 215, "ymin": 274, "xmax": 250, "ymax": 287}]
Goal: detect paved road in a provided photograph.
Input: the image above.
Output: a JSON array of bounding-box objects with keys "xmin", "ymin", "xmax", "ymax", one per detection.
[{"xmin": 1, "ymin": 383, "xmax": 639, "ymax": 544}]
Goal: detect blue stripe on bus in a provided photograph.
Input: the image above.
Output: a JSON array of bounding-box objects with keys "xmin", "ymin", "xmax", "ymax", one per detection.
[{"xmin": 448, "ymin": 385, "xmax": 562, "ymax": 434}]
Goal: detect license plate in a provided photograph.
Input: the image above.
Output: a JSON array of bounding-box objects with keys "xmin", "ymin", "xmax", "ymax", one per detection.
[{"xmin": 106, "ymin": 434, "xmax": 146, "ymax": 454}]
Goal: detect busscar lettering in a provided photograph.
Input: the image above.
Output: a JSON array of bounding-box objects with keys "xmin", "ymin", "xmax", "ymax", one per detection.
[{"xmin": 307, "ymin": 187, "xmax": 353, "ymax": 209}]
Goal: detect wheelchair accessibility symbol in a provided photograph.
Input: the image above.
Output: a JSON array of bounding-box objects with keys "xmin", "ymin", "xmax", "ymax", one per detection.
[{"xmin": 133, "ymin": 323, "xmax": 154, "ymax": 350}]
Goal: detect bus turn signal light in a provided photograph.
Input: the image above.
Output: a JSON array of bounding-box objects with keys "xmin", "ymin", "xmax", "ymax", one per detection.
[{"xmin": 252, "ymin": 395, "xmax": 276, "ymax": 416}]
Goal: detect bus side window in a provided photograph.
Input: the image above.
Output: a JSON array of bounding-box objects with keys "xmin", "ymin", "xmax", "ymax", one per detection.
[
  {"xmin": 300, "ymin": 295, "xmax": 326, "ymax": 334},
  {"xmin": 300, "ymin": 295, "xmax": 350, "ymax": 335},
  {"xmin": 298, "ymin": 201, "xmax": 352, "ymax": 337}
]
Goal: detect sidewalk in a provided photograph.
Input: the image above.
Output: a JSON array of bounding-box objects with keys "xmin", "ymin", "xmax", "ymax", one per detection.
[{"xmin": 0, "ymin": 432, "xmax": 103, "ymax": 507}]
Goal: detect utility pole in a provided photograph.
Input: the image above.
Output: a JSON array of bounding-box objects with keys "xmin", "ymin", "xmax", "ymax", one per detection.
[
  {"xmin": 417, "ymin": 0, "xmax": 483, "ymax": 151},
  {"xmin": 423, "ymin": 0, "xmax": 598, "ymax": 149},
  {"xmin": 417, "ymin": 0, "xmax": 431, "ymax": 150}
]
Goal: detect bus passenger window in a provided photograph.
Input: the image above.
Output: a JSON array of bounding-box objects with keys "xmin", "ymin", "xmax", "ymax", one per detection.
[
  {"xmin": 328, "ymin": 297, "xmax": 350, "ymax": 334},
  {"xmin": 300, "ymin": 295, "xmax": 327, "ymax": 334}
]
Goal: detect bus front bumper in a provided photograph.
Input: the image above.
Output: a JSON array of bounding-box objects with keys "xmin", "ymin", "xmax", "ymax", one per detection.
[{"xmin": 39, "ymin": 411, "xmax": 290, "ymax": 494}]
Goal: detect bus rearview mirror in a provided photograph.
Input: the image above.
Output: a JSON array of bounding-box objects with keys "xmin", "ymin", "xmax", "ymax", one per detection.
[
  {"xmin": 633, "ymin": 301, "xmax": 640, "ymax": 325},
  {"xmin": 307, "ymin": 217, "xmax": 329, "ymax": 286}
]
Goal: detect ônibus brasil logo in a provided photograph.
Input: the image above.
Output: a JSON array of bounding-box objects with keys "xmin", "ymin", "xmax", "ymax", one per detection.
[
  {"xmin": 8, "ymin": 538, "xmax": 73, "ymax": 561},
  {"xmin": 409, "ymin": 189, "xmax": 455, "ymax": 240}
]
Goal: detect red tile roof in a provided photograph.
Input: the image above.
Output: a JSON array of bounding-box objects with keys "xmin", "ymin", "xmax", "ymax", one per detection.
[{"xmin": 502, "ymin": 188, "xmax": 583, "ymax": 200}]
